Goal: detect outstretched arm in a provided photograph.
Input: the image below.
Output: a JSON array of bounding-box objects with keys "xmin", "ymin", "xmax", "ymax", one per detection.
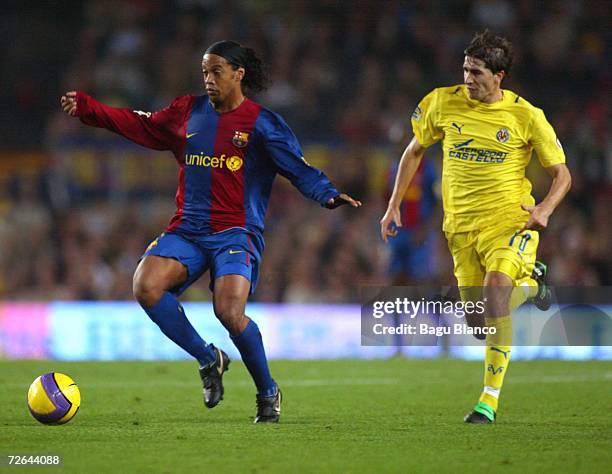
[
  {"xmin": 60, "ymin": 91, "xmax": 191, "ymax": 152},
  {"xmin": 262, "ymin": 111, "xmax": 361, "ymax": 209},
  {"xmin": 274, "ymin": 152, "xmax": 361, "ymax": 210},
  {"xmin": 380, "ymin": 136, "xmax": 427, "ymax": 242},
  {"xmin": 520, "ymin": 163, "xmax": 571, "ymax": 232}
]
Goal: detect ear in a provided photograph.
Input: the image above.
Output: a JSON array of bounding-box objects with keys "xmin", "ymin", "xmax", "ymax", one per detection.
[
  {"xmin": 235, "ymin": 67, "xmax": 245, "ymax": 82},
  {"xmin": 495, "ymin": 70, "xmax": 506, "ymax": 84}
]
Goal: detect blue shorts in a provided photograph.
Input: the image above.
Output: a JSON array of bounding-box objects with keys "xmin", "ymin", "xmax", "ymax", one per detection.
[
  {"xmin": 388, "ymin": 229, "xmax": 434, "ymax": 280},
  {"xmin": 142, "ymin": 228, "xmax": 264, "ymax": 296}
]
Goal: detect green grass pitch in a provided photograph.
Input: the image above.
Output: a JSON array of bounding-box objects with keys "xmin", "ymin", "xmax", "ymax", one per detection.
[{"xmin": 1, "ymin": 359, "xmax": 611, "ymax": 473}]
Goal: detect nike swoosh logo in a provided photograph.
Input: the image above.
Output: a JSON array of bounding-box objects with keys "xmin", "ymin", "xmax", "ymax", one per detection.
[
  {"xmin": 186, "ymin": 132, "xmax": 198, "ymax": 139},
  {"xmin": 216, "ymin": 349, "xmax": 223, "ymax": 375},
  {"xmin": 228, "ymin": 249, "xmax": 244, "ymax": 254}
]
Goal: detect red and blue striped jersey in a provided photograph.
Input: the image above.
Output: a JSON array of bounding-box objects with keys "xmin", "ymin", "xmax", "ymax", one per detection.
[{"xmin": 76, "ymin": 93, "xmax": 339, "ymax": 235}]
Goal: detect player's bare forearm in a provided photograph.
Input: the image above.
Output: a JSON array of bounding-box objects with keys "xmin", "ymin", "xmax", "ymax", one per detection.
[
  {"xmin": 540, "ymin": 164, "xmax": 572, "ymax": 212},
  {"xmin": 388, "ymin": 137, "xmax": 426, "ymax": 209},
  {"xmin": 380, "ymin": 136, "xmax": 427, "ymax": 241},
  {"xmin": 521, "ymin": 163, "xmax": 572, "ymax": 231}
]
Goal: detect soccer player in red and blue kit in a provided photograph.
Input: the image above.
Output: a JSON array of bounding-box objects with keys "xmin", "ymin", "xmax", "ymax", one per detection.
[
  {"xmin": 385, "ymin": 159, "xmax": 439, "ymax": 285},
  {"xmin": 60, "ymin": 40, "xmax": 361, "ymax": 423}
]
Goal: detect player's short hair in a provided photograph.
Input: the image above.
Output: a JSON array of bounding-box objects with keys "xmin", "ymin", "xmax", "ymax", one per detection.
[
  {"xmin": 205, "ymin": 40, "xmax": 270, "ymax": 94},
  {"xmin": 464, "ymin": 30, "xmax": 514, "ymax": 76}
]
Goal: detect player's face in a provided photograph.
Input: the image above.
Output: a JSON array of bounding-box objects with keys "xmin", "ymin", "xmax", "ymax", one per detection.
[
  {"xmin": 463, "ymin": 56, "xmax": 503, "ymax": 102},
  {"xmin": 202, "ymin": 54, "xmax": 245, "ymax": 105}
]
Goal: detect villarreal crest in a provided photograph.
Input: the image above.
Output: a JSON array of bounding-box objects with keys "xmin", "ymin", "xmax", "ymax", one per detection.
[
  {"xmin": 496, "ymin": 127, "xmax": 510, "ymax": 143},
  {"xmin": 232, "ymin": 131, "xmax": 250, "ymax": 148}
]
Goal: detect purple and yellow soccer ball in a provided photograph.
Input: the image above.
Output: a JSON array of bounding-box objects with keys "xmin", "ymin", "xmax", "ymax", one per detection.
[{"xmin": 27, "ymin": 373, "xmax": 81, "ymax": 425}]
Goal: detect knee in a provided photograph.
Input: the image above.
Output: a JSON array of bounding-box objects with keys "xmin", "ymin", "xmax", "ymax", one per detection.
[
  {"xmin": 486, "ymin": 272, "xmax": 512, "ymax": 288},
  {"xmin": 484, "ymin": 272, "xmax": 513, "ymax": 301},
  {"xmin": 484, "ymin": 272, "xmax": 513, "ymax": 316},
  {"xmin": 132, "ymin": 272, "xmax": 164, "ymax": 309},
  {"xmin": 214, "ymin": 297, "xmax": 246, "ymax": 334}
]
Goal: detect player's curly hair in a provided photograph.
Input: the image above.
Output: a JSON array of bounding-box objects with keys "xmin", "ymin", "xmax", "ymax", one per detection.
[
  {"xmin": 464, "ymin": 30, "xmax": 514, "ymax": 76},
  {"xmin": 236, "ymin": 46, "xmax": 270, "ymax": 94}
]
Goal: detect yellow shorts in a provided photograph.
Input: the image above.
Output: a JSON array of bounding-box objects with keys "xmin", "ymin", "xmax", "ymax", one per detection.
[{"xmin": 445, "ymin": 222, "xmax": 539, "ymax": 287}]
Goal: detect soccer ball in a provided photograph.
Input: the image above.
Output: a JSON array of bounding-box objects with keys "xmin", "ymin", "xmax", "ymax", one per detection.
[{"xmin": 27, "ymin": 373, "xmax": 81, "ymax": 425}]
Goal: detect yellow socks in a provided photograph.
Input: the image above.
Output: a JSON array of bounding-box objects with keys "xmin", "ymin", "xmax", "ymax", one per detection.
[
  {"xmin": 478, "ymin": 315, "xmax": 512, "ymax": 412},
  {"xmin": 477, "ymin": 279, "xmax": 533, "ymax": 413}
]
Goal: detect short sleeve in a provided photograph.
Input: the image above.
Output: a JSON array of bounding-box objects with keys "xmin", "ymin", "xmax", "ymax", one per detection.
[
  {"xmin": 411, "ymin": 89, "xmax": 443, "ymax": 148},
  {"xmin": 528, "ymin": 108, "xmax": 566, "ymax": 167}
]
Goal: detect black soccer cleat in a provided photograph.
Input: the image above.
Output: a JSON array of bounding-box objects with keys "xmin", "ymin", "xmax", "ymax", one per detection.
[
  {"xmin": 254, "ymin": 388, "xmax": 281, "ymax": 423},
  {"xmin": 199, "ymin": 346, "xmax": 230, "ymax": 409},
  {"xmin": 464, "ymin": 410, "xmax": 495, "ymax": 424},
  {"xmin": 529, "ymin": 261, "xmax": 552, "ymax": 311},
  {"xmin": 464, "ymin": 402, "xmax": 495, "ymax": 424}
]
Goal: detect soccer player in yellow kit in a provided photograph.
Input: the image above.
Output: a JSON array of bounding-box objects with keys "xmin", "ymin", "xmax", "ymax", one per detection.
[{"xmin": 380, "ymin": 31, "xmax": 572, "ymax": 423}]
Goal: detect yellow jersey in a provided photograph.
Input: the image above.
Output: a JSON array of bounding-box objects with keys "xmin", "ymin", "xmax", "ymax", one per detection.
[{"xmin": 411, "ymin": 84, "xmax": 566, "ymax": 233}]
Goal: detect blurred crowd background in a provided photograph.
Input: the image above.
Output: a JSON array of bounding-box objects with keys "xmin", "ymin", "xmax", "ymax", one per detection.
[{"xmin": 1, "ymin": 0, "xmax": 609, "ymax": 302}]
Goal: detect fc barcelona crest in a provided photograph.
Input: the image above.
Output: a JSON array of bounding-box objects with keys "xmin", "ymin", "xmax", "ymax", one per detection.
[
  {"xmin": 232, "ymin": 131, "xmax": 250, "ymax": 148},
  {"xmin": 496, "ymin": 127, "xmax": 510, "ymax": 143}
]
